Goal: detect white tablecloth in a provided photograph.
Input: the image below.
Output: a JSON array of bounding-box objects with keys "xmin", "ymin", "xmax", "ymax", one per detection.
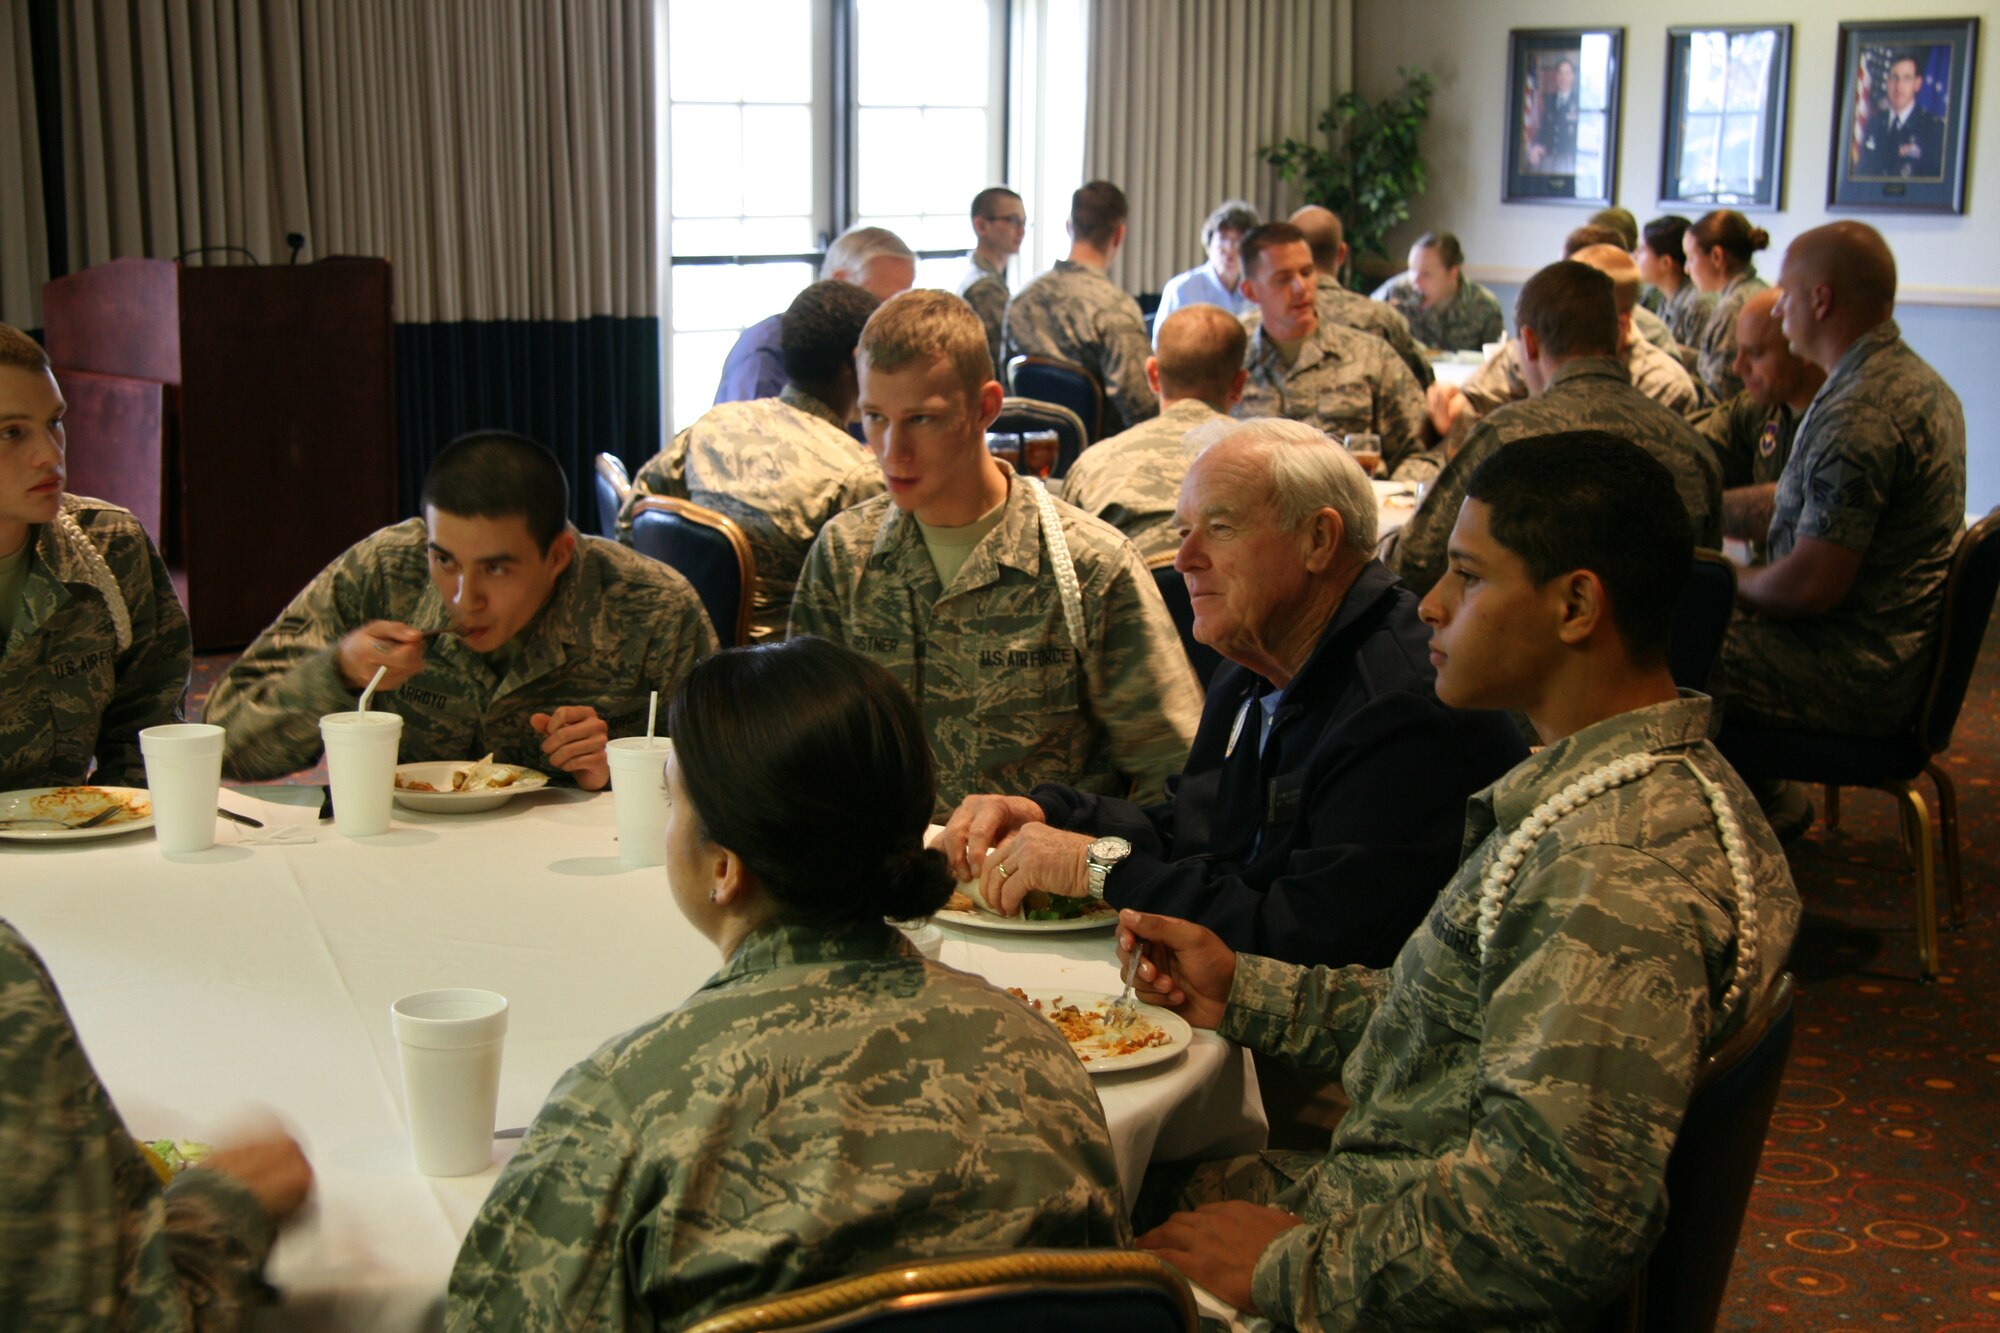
[{"xmin": 0, "ymin": 788, "xmax": 1265, "ymax": 1332}]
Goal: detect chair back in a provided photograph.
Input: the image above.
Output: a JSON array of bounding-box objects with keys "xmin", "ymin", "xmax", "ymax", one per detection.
[
  {"xmin": 594, "ymin": 452, "xmax": 631, "ymax": 539},
  {"xmin": 991, "ymin": 398, "xmax": 1091, "ymax": 479},
  {"xmin": 629, "ymin": 496, "xmax": 756, "ymax": 647},
  {"xmin": 1668, "ymin": 549, "xmax": 1738, "ymax": 691},
  {"xmin": 1919, "ymin": 507, "xmax": 2000, "ymax": 754},
  {"xmin": 1007, "ymin": 355, "xmax": 1107, "ymax": 443},
  {"xmin": 1147, "ymin": 552, "xmax": 1223, "ymax": 690},
  {"xmin": 681, "ymin": 1249, "xmax": 1196, "ymax": 1333},
  {"xmin": 1599, "ymin": 974, "xmax": 1797, "ymax": 1332}
]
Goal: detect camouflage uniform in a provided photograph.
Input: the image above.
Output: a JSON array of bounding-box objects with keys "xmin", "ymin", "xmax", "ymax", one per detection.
[
  {"xmin": 1393, "ymin": 358, "xmax": 1723, "ymax": 596},
  {"xmin": 1696, "ymin": 392, "xmax": 1798, "ymax": 493},
  {"xmin": 206, "ymin": 520, "xmax": 717, "ymax": 780},
  {"xmin": 1152, "ymin": 696, "xmax": 1801, "ymax": 1330},
  {"xmin": 621, "ymin": 386, "xmax": 883, "ymax": 640},
  {"xmin": 1249, "ymin": 276, "xmax": 1434, "ymax": 390},
  {"xmin": 1060, "ymin": 397, "xmax": 1220, "ymax": 561},
  {"xmin": 1, "ymin": 495, "xmax": 191, "ymax": 790},
  {"xmin": 0, "ymin": 919, "xmax": 279, "ymax": 1331},
  {"xmin": 1712, "ymin": 321, "xmax": 1966, "ymax": 736},
  {"xmin": 787, "ymin": 465, "xmax": 1202, "ymax": 812},
  {"xmin": 1367, "ymin": 275, "xmax": 1505, "ymax": 352},
  {"xmin": 1003, "ymin": 259, "xmax": 1159, "ymax": 429},
  {"xmin": 1661, "ymin": 282, "xmax": 1718, "ymax": 350},
  {"xmin": 958, "ymin": 252, "xmax": 1011, "ymax": 378},
  {"xmin": 1455, "ymin": 330, "xmax": 1700, "ymax": 423},
  {"xmin": 446, "ymin": 920, "xmax": 1129, "ymax": 1333},
  {"xmin": 1694, "ymin": 269, "xmax": 1769, "ymax": 403},
  {"xmin": 1236, "ymin": 319, "xmax": 1430, "ymax": 476}
]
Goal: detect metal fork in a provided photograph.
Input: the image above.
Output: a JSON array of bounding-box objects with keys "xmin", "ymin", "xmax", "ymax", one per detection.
[
  {"xmin": 1108, "ymin": 939, "xmax": 1143, "ymax": 1029},
  {"xmin": 0, "ymin": 805, "xmax": 127, "ymax": 831}
]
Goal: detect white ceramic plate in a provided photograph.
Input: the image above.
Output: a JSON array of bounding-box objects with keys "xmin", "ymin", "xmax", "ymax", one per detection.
[
  {"xmin": 934, "ymin": 906, "xmax": 1117, "ymax": 934},
  {"xmin": 1010, "ymin": 988, "xmax": 1192, "ymax": 1076},
  {"xmin": 0, "ymin": 786, "xmax": 155, "ymax": 841},
  {"xmin": 391, "ymin": 762, "xmax": 549, "ymax": 813}
]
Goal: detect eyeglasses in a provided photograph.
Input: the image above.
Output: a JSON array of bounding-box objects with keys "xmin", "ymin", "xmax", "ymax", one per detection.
[{"xmin": 982, "ymin": 214, "xmax": 1028, "ymax": 227}]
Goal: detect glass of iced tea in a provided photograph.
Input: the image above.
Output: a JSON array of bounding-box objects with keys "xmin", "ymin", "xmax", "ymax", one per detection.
[{"xmin": 1343, "ymin": 432, "xmax": 1383, "ymax": 478}]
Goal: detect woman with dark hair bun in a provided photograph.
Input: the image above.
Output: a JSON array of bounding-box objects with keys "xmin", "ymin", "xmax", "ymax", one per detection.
[
  {"xmin": 447, "ymin": 636, "xmax": 1129, "ymax": 1332},
  {"xmin": 1683, "ymin": 209, "xmax": 1772, "ymax": 401}
]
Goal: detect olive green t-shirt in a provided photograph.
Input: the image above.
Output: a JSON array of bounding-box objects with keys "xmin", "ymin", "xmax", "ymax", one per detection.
[{"xmin": 916, "ymin": 501, "xmax": 1008, "ymax": 590}]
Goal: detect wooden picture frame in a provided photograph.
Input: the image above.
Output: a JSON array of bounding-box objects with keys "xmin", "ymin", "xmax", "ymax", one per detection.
[
  {"xmin": 1505, "ymin": 27, "xmax": 1624, "ymax": 206},
  {"xmin": 1661, "ymin": 25, "xmax": 1792, "ymax": 211},
  {"xmin": 1828, "ymin": 17, "xmax": 1979, "ymax": 213}
]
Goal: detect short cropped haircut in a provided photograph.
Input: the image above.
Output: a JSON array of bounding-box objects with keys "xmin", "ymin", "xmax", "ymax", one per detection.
[
  {"xmin": 857, "ymin": 289, "xmax": 993, "ymax": 405},
  {"xmin": 1186, "ymin": 417, "xmax": 1377, "ymax": 555},
  {"xmin": 1514, "ymin": 261, "xmax": 1619, "ymax": 359},
  {"xmin": 1570, "ymin": 243, "xmax": 1643, "ymax": 314},
  {"xmin": 970, "ymin": 186, "xmax": 1022, "ymax": 221},
  {"xmin": 1201, "ymin": 199, "xmax": 1261, "ymax": 248},
  {"xmin": 821, "ymin": 226, "xmax": 914, "ymax": 282},
  {"xmin": 1464, "ymin": 431, "xmax": 1691, "ymax": 666},
  {"xmin": 421, "ymin": 431, "xmax": 571, "ymax": 554},
  {"xmin": 0, "ymin": 324, "xmax": 50, "ymax": 372},
  {"xmin": 1153, "ymin": 304, "xmax": 1248, "ymax": 404},
  {"xmin": 1240, "ymin": 221, "xmax": 1308, "ymax": 283},
  {"xmin": 1688, "ymin": 210, "xmax": 1770, "ymax": 267},
  {"xmin": 1642, "ymin": 215, "xmax": 1693, "ymax": 269},
  {"xmin": 781, "ymin": 280, "xmax": 881, "ymax": 390},
  {"xmin": 1588, "ymin": 207, "xmax": 1640, "ymax": 251},
  {"xmin": 1414, "ymin": 231, "xmax": 1464, "ymax": 269},
  {"xmin": 1069, "ymin": 180, "xmax": 1129, "ymax": 248},
  {"xmin": 1563, "ymin": 224, "xmax": 1627, "ymax": 257}
]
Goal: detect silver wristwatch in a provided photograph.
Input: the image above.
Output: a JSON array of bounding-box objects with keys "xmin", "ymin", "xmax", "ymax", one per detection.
[{"xmin": 1085, "ymin": 835, "xmax": 1132, "ymax": 900}]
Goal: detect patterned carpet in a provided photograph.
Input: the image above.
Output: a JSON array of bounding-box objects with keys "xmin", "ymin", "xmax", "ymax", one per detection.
[{"xmin": 189, "ymin": 645, "xmax": 2000, "ymax": 1323}]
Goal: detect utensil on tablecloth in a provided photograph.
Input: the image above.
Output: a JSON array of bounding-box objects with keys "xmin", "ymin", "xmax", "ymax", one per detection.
[
  {"xmin": 1109, "ymin": 938, "xmax": 1143, "ymax": 1029},
  {"xmin": 0, "ymin": 804, "xmax": 127, "ymax": 831}
]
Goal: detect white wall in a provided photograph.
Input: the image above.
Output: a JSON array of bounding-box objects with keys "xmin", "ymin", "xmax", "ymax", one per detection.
[{"xmin": 1355, "ymin": 0, "xmax": 2000, "ymax": 511}]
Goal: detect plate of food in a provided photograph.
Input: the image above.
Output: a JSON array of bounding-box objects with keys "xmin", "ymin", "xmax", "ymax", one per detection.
[
  {"xmin": 933, "ymin": 885, "xmax": 1118, "ymax": 933},
  {"xmin": 1006, "ymin": 988, "xmax": 1191, "ymax": 1075},
  {"xmin": 391, "ymin": 756, "xmax": 549, "ymax": 813},
  {"xmin": 0, "ymin": 786, "xmax": 154, "ymax": 841}
]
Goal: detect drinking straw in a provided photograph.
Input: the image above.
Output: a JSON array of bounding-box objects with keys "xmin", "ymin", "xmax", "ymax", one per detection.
[
  {"xmin": 646, "ymin": 690, "xmax": 659, "ymax": 740},
  {"xmin": 358, "ymin": 665, "xmax": 388, "ymax": 712}
]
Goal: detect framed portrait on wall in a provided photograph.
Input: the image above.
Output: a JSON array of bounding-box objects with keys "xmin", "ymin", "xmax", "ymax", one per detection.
[
  {"xmin": 1661, "ymin": 25, "xmax": 1791, "ymax": 211},
  {"xmin": 1828, "ymin": 17, "xmax": 1979, "ymax": 213},
  {"xmin": 1505, "ymin": 27, "xmax": 1623, "ymax": 206}
]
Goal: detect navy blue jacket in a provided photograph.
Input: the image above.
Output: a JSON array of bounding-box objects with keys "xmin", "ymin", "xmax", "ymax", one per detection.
[{"xmin": 1031, "ymin": 561, "xmax": 1527, "ymax": 968}]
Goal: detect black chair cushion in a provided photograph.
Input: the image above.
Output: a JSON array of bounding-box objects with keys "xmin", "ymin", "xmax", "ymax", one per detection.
[
  {"xmin": 1009, "ymin": 363, "xmax": 1103, "ymax": 444},
  {"xmin": 798, "ymin": 1283, "xmax": 1188, "ymax": 1333},
  {"xmin": 593, "ymin": 470, "xmax": 624, "ymax": 540},
  {"xmin": 1716, "ymin": 723, "xmax": 1929, "ymax": 789},
  {"xmin": 1150, "ymin": 563, "xmax": 1223, "ymax": 689},
  {"xmin": 631, "ymin": 510, "xmax": 744, "ymax": 646},
  {"xmin": 991, "ymin": 405, "xmax": 1088, "ymax": 479},
  {"xmin": 1668, "ymin": 557, "xmax": 1735, "ymax": 691}
]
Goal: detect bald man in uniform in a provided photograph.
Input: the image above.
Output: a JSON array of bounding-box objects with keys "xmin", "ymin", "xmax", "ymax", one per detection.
[
  {"xmin": 1695, "ymin": 289, "xmax": 1826, "ymax": 557},
  {"xmin": 1714, "ymin": 222, "xmax": 1965, "ymax": 753}
]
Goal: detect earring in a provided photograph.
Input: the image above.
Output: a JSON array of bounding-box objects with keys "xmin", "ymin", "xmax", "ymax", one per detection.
[{"xmin": 709, "ymin": 890, "xmax": 718, "ymax": 903}]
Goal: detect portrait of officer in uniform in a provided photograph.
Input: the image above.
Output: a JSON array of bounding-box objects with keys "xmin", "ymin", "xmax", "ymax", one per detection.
[
  {"xmin": 1525, "ymin": 55, "xmax": 1581, "ymax": 176},
  {"xmin": 1854, "ymin": 48, "xmax": 1948, "ymax": 181}
]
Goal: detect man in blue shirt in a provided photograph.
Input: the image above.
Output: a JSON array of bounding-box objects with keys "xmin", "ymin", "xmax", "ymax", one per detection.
[
  {"xmin": 1154, "ymin": 200, "xmax": 1261, "ymax": 340},
  {"xmin": 713, "ymin": 226, "xmax": 915, "ymax": 406}
]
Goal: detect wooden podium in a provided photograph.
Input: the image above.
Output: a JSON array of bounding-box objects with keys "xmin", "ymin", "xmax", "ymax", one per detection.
[{"xmin": 42, "ymin": 257, "xmax": 397, "ymax": 649}]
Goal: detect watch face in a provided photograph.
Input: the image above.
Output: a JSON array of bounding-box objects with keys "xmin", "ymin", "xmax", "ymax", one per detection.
[{"xmin": 1088, "ymin": 835, "xmax": 1132, "ymax": 865}]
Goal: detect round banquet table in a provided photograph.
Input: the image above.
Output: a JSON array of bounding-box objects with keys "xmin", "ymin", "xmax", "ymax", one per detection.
[{"xmin": 0, "ymin": 787, "xmax": 1266, "ymax": 1332}]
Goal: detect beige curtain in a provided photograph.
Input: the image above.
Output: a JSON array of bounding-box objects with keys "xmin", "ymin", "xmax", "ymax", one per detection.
[
  {"xmin": 52, "ymin": 0, "xmax": 652, "ymax": 326},
  {"xmin": 1084, "ymin": 0, "xmax": 1349, "ymax": 295},
  {"xmin": 2, "ymin": 0, "xmax": 51, "ymax": 329}
]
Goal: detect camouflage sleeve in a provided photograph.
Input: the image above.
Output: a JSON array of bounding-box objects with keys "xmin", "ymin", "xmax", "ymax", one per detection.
[
  {"xmin": 1472, "ymin": 290, "xmax": 1506, "ymax": 347},
  {"xmin": 1698, "ymin": 397, "xmax": 1756, "ymax": 490},
  {"xmin": 1787, "ymin": 399, "xmax": 1896, "ymax": 553},
  {"xmin": 204, "ymin": 550, "xmax": 375, "ymax": 781},
  {"xmin": 89, "ymin": 516, "xmax": 193, "ymax": 786},
  {"xmin": 1082, "ymin": 546, "xmax": 1201, "ymax": 803},
  {"xmin": 636, "ymin": 573, "xmax": 719, "ymax": 707},
  {"xmin": 1380, "ymin": 309, "xmax": 1435, "ymax": 390},
  {"xmin": 1250, "ymin": 845, "xmax": 1716, "ymax": 1328},
  {"xmin": 1373, "ymin": 353, "xmax": 1430, "ymax": 474},
  {"xmin": 446, "ymin": 1053, "xmax": 649, "ymax": 1332},
  {"xmin": 617, "ymin": 430, "xmax": 693, "ymax": 541},
  {"xmin": 1097, "ymin": 303, "xmax": 1161, "ymax": 429},
  {"xmin": 834, "ymin": 459, "xmax": 887, "ymax": 512},
  {"xmin": 1697, "ymin": 296, "xmax": 1748, "ymax": 402},
  {"xmin": 785, "ymin": 528, "xmax": 851, "ymax": 645},
  {"xmin": 0, "ymin": 923, "xmax": 277, "ymax": 1332},
  {"xmin": 1218, "ymin": 951, "xmax": 1392, "ymax": 1074},
  {"xmin": 965, "ymin": 279, "xmax": 1008, "ymax": 378},
  {"xmin": 1456, "ymin": 346, "xmax": 1521, "ymax": 418},
  {"xmin": 1387, "ymin": 421, "xmax": 1493, "ymax": 597}
]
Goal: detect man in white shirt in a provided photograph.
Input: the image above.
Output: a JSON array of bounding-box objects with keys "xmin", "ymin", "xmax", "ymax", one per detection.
[{"xmin": 1154, "ymin": 200, "xmax": 1261, "ymax": 336}]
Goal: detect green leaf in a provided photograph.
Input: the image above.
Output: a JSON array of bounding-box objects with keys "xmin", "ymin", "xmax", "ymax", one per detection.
[{"xmin": 1260, "ymin": 68, "xmax": 1434, "ymax": 270}]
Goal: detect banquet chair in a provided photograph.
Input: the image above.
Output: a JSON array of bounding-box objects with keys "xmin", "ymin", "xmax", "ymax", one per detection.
[
  {"xmin": 594, "ymin": 452, "xmax": 632, "ymax": 539},
  {"xmin": 1147, "ymin": 551, "xmax": 1223, "ymax": 689},
  {"xmin": 1668, "ymin": 550, "xmax": 1737, "ymax": 691},
  {"xmin": 681, "ymin": 1250, "xmax": 1197, "ymax": 1333},
  {"xmin": 1007, "ymin": 355, "xmax": 1107, "ymax": 443},
  {"xmin": 991, "ymin": 398, "xmax": 1091, "ymax": 480},
  {"xmin": 1592, "ymin": 974, "xmax": 1797, "ymax": 1333},
  {"xmin": 1717, "ymin": 509, "xmax": 2000, "ymax": 980},
  {"xmin": 629, "ymin": 496, "xmax": 757, "ymax": 648}
]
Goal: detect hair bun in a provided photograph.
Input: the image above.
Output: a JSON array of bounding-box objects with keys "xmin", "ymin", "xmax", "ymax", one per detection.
[
  {"xmin": 876, "ymin": 845, "xmax": 954, "ymax": 921},
  {"xmin": 1749, "ymin": 227, "xmax": 1771, "ymax": 251}
]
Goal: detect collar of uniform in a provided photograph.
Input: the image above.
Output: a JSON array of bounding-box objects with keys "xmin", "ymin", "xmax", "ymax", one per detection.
[
  {"xmin": 1271, "ymin": 560, "xmax": 1401, "ymax": 703},
  {"xmin": 1249, "ymin": 318, "xmax": 1337, "ymax": 375},
  {"xmin": 1720, "ymin": 267, "xmax": 1761, "ymax": 300},
  {"xmin": 867, "ymin": 460, "xmax": 1043, "ymax": 589},
  {"xmin": 1820, "ymin": 319, "xmax": 1903, "ymax": 395},
  {"xmin": 970, "ymin": 250, "xmax": 1005, "ymax": 281},
  {"xmin": 1053, "ymin": 257, "xmax": 1107, "ymax": 281},
  {"xmin": 1548, "ymin": 355, "xmax": 1631, "ymax": 390},
  {"xmin": 15, "ymin": 499, "xmax": 94, "ymax": 634},
  {"xmin": 1157, "ymin": 396, "xmax": 1222, "ymax": 431},
  {"xmin": 1459, "ymin": 693, "xmax": 1715, "ymax": 859},
  {"xmin": 778, "ymin": 383, "xmax": 845, "ymax": 430},
  {"xmin": 708, "ymin": 917, "xmax": 908, "ymax": 987}
]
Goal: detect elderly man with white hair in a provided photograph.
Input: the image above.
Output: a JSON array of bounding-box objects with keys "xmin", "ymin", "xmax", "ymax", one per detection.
[
  {"xmin": 714, "ymin": 226, "xmax": 916, "ymax": 405},
  {"xmin": 939, "ymin": 420, "xmax": 1525, "ymax": 968}
]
